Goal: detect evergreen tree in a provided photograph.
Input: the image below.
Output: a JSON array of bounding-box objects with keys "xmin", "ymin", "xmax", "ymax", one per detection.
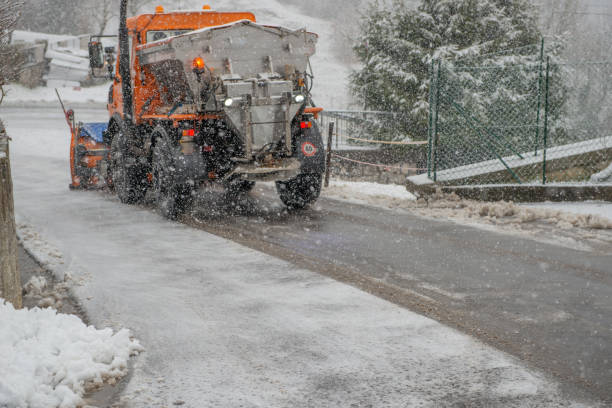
[{"xmin": 351, "ymin": 0, "xmax": 542, "ymax": 140}]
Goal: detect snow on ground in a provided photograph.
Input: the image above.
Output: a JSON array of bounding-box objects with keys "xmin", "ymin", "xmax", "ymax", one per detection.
[
  {"xmin": 1, "ymin": 84, "xmax": 109, "ymax": 107},
  {"xmin": 17, "ymin": 223, "xmax": 68, "ymax": 280},
  {"xmin": 523, "ymin": 201, "xmax": 612, "ymax": 223},
  {"xmin": 2, "ymin": 107, "xmax": 598, "ymax": 406},
  {"xmin": 0, "ymin": 300, "xmax": 142, "ymax": 408},
  {"xmin": 323, "ymin": 180, "xmax": 417, "ymax": 206}
]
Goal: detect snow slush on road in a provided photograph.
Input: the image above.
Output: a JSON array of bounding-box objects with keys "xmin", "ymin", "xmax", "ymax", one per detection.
[{"xmin": 64, "ymin": 3, "xmax": 326, "ymax": 219}]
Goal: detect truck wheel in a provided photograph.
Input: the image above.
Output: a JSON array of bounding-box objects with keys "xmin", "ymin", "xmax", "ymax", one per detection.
[
  {"xmin": 152, "ymin": 133, "xmax": 193, "ymax": 220},
  {"xmin": 110, "ymin": 126, "xmax": 147, "ymax": 204},
  {"xmin": 276, "ymin": 173, "xmax": 322, "ymax": 210}
]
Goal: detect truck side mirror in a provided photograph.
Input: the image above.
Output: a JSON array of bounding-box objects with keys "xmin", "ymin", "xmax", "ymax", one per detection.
[{"xmin": 89, "ymin": 42, "xmax": 104, "ymax": 69}]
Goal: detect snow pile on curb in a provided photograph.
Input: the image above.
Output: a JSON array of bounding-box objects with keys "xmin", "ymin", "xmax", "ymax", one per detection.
[
  {"xmin": 23, "ymin": 276, "xmax": 48, "ymax": 297},
  {"xmin": 323, "ymin": 180, "xmax": 417, "ymax": 206},
  {"xmin": 415, "ymin": 190, "xmax": 612, "ymax": 230},
  {"xmin": 476, "ymin": 201, "xmax": 612, "ymax": 230},
  {"xmin": 0, "ymin": 300, "xmax": 143, "ymax": 408},
  {"xmin": 523, "ymin": 202, "xmax": 612, "ymax": 225}
]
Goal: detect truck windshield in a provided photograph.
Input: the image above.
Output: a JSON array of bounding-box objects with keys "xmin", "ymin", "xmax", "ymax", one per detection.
[{"xmin": 146, "ymin": 30, "xmax": 192, "ymax": 43}]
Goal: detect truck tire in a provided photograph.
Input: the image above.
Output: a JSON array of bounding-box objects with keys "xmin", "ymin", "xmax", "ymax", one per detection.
[
  {"xmin": 152, "ymin": 130, "xmax": 193, "ymax": 220},
  {"xmin": 110, "ymin": 125, "xmax": 147, "ymax": 204},
  {"xmin": 276, "ymin": 173, "xmax": 322, "ymax": 210}
]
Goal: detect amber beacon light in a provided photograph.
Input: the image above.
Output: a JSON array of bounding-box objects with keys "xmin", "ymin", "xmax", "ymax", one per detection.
[{"xmin": 192, "ymin": 57, "xmax": 206, "ymax": 71}]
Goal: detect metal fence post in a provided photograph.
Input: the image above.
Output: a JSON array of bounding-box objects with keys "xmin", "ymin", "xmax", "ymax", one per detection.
[
  {"xmin": 324, "ymin": 122, "xmax": 334, "ymax": 188},
  {"xmin": 427, "ymin": 59, "xmax": 435, "ymax": 179},
  {"xmin": 432, "ymin": 60, "xmax": 442, "ymax": 182},
  {"xmin": 534, "ymin": 38, "xmax": 545, "ymax": 156},
  {"xmin": 542, "ymin": 56, "xmax": 551, "ymax": 185},
  {"xmin": 0, "ymin": 121, "xmax": 22, "ymax": 309}
]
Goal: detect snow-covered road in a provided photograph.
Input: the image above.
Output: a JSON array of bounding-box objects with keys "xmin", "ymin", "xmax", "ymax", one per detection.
[{"xmin": 1, "ymin": 106, "xmax": 599, "ymax": 407}]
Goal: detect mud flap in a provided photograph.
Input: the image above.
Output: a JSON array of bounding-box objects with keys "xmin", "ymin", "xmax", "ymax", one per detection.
[{"xmin": 296, "ymin": 122, "xmax": 326, "ymax": 174}]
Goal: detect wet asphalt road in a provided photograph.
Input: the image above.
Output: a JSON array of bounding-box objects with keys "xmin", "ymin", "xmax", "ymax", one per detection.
[{"xmin": 185, "ymin": 185, "xmax": 612, "ymax": 403}]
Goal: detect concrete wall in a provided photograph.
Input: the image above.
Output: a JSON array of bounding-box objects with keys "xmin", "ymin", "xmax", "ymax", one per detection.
[{"xmin": 436, "ymin": 148, "xmax": 612, "ymax": 186}]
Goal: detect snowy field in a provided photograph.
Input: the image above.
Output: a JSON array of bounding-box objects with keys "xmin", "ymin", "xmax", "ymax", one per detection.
[{"xmin": 1, "ymin": 104, "xmax": 600, "ymax": 406}]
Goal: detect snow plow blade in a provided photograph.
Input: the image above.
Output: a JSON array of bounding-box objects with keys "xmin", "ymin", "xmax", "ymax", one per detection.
[{"xmin": 69, "ymin": 121, "xmax": 109, "ymax": 190}]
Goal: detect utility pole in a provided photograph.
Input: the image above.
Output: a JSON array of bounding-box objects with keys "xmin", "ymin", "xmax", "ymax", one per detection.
[{"xmin": 0, "ymin": 120, "xmax": 21, "ymax": 309}]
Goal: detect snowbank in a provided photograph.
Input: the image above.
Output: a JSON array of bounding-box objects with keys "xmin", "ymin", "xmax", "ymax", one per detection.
[
  {"xmin": 1, "ymin": 84, "xmax": 109, "ymax": 106},
  {"xmin": 0, "ymin": 300, "xmax": 142, "ymax": 408},
  {"xmin": 524, "ymin": 201, "xmax": 612, "ymax": 224},
  {"xmin": 323, "ymin": 180, "xmax": 417, "ymax": 206}
]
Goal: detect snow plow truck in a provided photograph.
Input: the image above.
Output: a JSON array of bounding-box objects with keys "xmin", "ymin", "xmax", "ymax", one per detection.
[{"xmin": 67, "ymin": 1, "xmax": 325, "ymax": 218}]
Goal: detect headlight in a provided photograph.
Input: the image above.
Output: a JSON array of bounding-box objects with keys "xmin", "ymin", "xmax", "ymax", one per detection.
[
  {"xmin": 294, "ymin": 95, "xmax": 305, "ymax": 103},
  {"xmin": 224, "ymin": 98, "xmax": 234, "ymax": 107}
]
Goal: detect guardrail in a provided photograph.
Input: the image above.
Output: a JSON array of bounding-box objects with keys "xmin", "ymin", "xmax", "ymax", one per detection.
[{"xmin": 0, "ymin": 120, "xmax": 21, "ymax": 308}]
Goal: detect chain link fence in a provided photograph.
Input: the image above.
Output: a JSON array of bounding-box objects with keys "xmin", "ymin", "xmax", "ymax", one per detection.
[
  {"xmin": 316, "ymin": 110, "xmax": 428, "ymax": 185},
  {"xmin": 428, "ymin": 42, "xmax": 612, "ymax": 185},
  {"xmin": 319, "ymin": 110, "xmax": 425, "ymax": 150}
]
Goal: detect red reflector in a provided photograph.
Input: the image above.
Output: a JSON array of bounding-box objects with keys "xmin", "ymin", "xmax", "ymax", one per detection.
[
  {"xmin": 202, "ymin": 145, "xmax": 213, "ymax": 152},
  {"xmin": 182, "ymin": 129, "xmax": 195, "ymax": 137},
  {"xmin": 300, "ymin": 121, "xmax": 312, "ymax": 129}
]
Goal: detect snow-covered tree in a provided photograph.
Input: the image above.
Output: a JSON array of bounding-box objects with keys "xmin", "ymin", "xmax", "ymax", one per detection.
[
  {"xmin": 0, "ymin": 0, "xmax": 23, "ymax": 104},
  {"xmin": 17, "ymin": 0, "xmax": 94, "ymax": 35},
  {"xmin": 128, "ymin": 0, "xmax": 154, "ymax": 17},
  {"xmin": 351, "ymin": 0, "xmax": 542, "ymax": 140},
  {"xmin": 87, "ymin": 0, "xmax": 117, "ymax": 36}
]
